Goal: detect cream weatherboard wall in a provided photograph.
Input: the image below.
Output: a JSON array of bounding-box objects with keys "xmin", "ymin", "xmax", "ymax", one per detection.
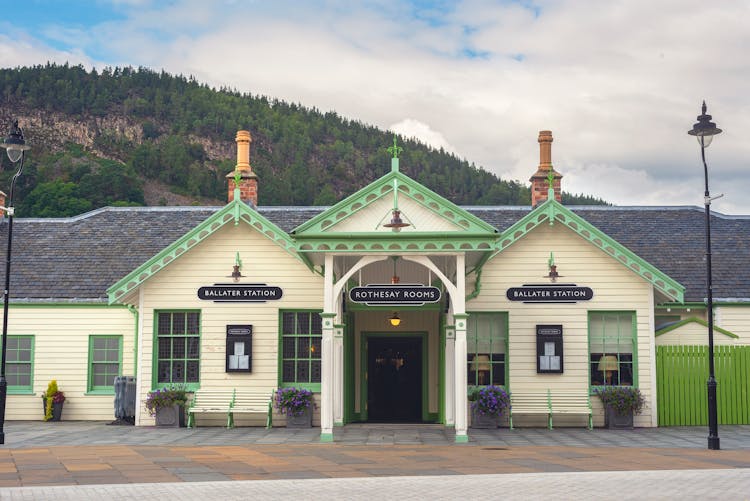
[
  {"xmin": 715, "ymin": 306, "xmax": 750, "ymax": 345},
  {"xmin": 136, "ymin": 222, "xmax": 323, "ymax": 426},
  {"xmin": 468, "ymin": 222, "xmax": 658, "ymax": 427},
  {"xmin": 5, "ymin": 305, "xmax": 135, "ymax": 421},
  {"xmin": 656, "ymin": 320, "xmax": 742, "ymax": 346}
]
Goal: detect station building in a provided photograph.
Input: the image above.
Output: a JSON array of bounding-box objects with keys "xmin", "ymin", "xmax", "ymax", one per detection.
[{"xmin": 2, "ymin": 130, "xmax": 749, "ymax": 441}]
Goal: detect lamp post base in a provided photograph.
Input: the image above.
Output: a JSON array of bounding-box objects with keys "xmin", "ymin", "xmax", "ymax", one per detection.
[{"xmin": 708, "ymin": 436, "xmax": 720, "ymax": 450}]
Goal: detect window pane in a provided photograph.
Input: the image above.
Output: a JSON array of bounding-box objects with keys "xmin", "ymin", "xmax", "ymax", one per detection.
[
  {"xmin": 282, "ymin": 361, "xmax": 295, "ymax": 382},
  {"xmin": 296, "ymin": 360, "xmax": 309, "ymax": 382},
  {"xmin": 297, "ymin": 337, "xmax": 310, "ymax": 358},
  {"xmin": 158, "ymin": 338, "xmax": 171, "ymax": 358},
  {"xmin": 283, "ymin": 337, "xmax": 295, "ymax": 358},
  {"xmin": 311, "ymin": 360, "xmax": 321, "ymax": 382},
  {"xmin": 158, "ymin": 313, "xmax": 171, "ymax": 335},
  {"xmin": 172, "ymin": 360, "xmax": 185, "ymax": 381},
  {"xmin": 311, "ymin": 337, "xmax": 321, "ymax": 359},
  {"xmin": 157, "ymin": 361, "xmax": 171, "ymax": 383},
  {"xmin": 311, "ymin": 313, "xmax": 322, "ymax": 334},
  {"xmin": 282, "ymin": 312, "xmax": 296, "ymax": 334},
  {"xmin": 173, "ymin": 337, "xmax": 185, "ymax": 358},
  {"xmin": 297, "ymin": 312, "xmax": 310, "ymax": 333},
  {"xmin": 172, "ymin": 313, "xmax": 186, "ymax": 335},
  {"xmin": 187, "ymin": 337, "xmax": 200, "ymax": 358},
  {"xmin": 18, "ymin": 337, "xmax": 31, "ymax": 350},
  {"xmin": 186, "ymin": 312, "xmax": 200, "ymax": 334},
  {"xmin": 186, "ymin": 361, "xmax": 200, "ymax": 382}
]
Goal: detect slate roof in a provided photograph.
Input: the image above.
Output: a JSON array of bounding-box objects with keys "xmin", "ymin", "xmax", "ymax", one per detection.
[{"xmin": 1, "ymin": 204, "xmax": 749, "ymax": 303}]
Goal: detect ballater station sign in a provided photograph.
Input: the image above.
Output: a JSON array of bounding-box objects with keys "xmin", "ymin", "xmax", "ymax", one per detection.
[
  {"xmin": 349, "ymin": 284, "xmax": 442, "ymax": 306},
  {"xmin": 198, "ymin": 284, "xmax": 283, "ymax": 303},
  {"xmin": 506, "ymin": 284, "xmax": 593, "ymax": 304}
]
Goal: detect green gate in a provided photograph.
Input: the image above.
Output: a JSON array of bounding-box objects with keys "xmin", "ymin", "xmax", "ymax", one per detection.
[{"xmin": 656, "ymin": 345, "xmax": 750, "ymax": 426}]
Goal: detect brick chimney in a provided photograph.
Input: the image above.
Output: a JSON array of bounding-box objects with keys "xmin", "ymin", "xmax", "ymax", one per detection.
[
  {"xmin": 226, "ymin": 130, "xmax": 259, "ymax": 206},
  {"xmin": 529, "ymin": 130, "xmax": 562, "ymax": 207}
]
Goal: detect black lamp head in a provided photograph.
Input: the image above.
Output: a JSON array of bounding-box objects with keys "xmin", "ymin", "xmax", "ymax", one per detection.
[{"xmin": 688, "ymin": 101, "xmax": 722, "ymax": 148}]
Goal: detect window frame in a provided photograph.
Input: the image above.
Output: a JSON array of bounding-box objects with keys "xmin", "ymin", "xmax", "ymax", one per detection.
[
  {"xmin": 4, "ymin": 335, "xmax": 34, "ymax": 394},
  {"xmin": 466, "ymin": 312, "xmax": 509, "ymax": 390},
  {"xmin": 278, "ymin": 309, "xmax": 322, "ymax": 392},
  {"xmin": 588, "ymin": 311, "xmax": 638, "ymax": 392},
  {"xmin": 152, "ymin": 309, "xmax": 202, "ymax": 391},
  {"xmin": 87, "ymin": 335, "xmax": 123, "ymax": 394}
]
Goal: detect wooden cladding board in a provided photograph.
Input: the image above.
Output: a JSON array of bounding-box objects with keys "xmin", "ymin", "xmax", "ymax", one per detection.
[{"xmin": 468, "ymin": 222, "xmax": 656, "ymax": 427}]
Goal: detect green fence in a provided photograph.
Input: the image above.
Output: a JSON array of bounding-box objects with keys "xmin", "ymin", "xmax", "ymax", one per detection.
[{"xmin": 656, "ymin": 345, "xmax": 750, "ymax": 426}]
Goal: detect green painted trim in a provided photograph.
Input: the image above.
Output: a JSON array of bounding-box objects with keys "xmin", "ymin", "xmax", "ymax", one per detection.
[
  {"xmin": 454, "ymin": 434, "xmax": 469, "ymax": 443},
  {"xmin": 360, "ymin": 330, "xmax": 433, "ymax": 423},
  {"xmin": 587, "ymin": 310, "xmax": 639, "ymax": 389},
  {"xmin": 87, "ymin": 334, "xmax": 123, "ymax": 393},
  {"xmin": 7, "ymin": 303, "xmax": 127, "ymax": 308},
  {"xmin": 152, "ymin": 310, "xmax": 202, "ymax": 392},
  {"xmin": 465, "ymin": 253, "xmax": 491, "ymax": 302},
  {"xmin": 346, "ymin": 303, "xmax": 443, "ymax": 312},
  {"xmin": 319, "ymin": 432, "xmax": 334, "ymax": 442},
  {"xmin": 655, "ymin": 317, "xmax": 740, "ymax": 339},
  {"xmin": 344, "ymin": 314, "xmax": 355, "ymax": 424},
  {"xmin": 127, "ymin": 305, "xmax": 138, "ymax": 375},
  {"xmin": 657, "ymin": 303, "xmax": 706, "ymax": 309},
  {"xmin": 490, "ymin": 197, "xmax": 685, "ymax": 303},
  {"xmin": 438, "ymin": 314, "xmax": 446, "ymax": 424},
  {"xmin": 108, "ymin": 199, "xmax": 300, "ymax": 304},
  {"xmin": 293, "ymin": 170, "xmax": 498, "ymax": 235},
  {"xmin": 334, "ymin": 421, "xmax": 344, "ymax": 427},
  {"xmin": 466, "ymin": 312, "xmax": 509, "ymax": 391},
  {"xmin": 3, "ymin": 335, "xmax": 34, "ymax": 393},
  {"xmin": 277, "ymin": 309, "xmax": 324, "ymax": 391},
  {"xmin": 296, "ymin": 234, "xmax": 495, "ymax": 254}
]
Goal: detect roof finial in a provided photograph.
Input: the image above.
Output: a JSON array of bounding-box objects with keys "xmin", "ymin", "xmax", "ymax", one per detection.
[
  {"xmin": 546, "ymin": 169, "xmax": 555, "ymax": 189},
  {"xmin": 387, "ymin": 136, "xmax": 403, "ymax": 158}
]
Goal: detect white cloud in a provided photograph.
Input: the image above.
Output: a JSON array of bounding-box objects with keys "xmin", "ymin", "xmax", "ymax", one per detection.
[
  {"xmin": 389, "ymin": 119, "xmax": 457, "ymax": 154},
  {"xmin": 2, "ymin": 0, "xmax": 750, "ymax": 212}
]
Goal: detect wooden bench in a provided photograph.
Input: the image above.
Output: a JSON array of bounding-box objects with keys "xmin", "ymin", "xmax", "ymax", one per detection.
[
  {"xmin": 186, "ymin": 389, "xmax": 273, "ymax": 429},
  {"xmin": 509, "ymin": 389, "xmax": 592, "ymax": 430}
]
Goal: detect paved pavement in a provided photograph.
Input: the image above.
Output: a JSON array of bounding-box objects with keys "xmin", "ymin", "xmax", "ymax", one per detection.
[{"xmin": 0, "ymin": 422, "xmax": 749, "ymax": 499}]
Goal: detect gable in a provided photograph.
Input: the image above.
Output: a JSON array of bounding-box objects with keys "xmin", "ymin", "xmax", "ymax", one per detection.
[
  {"xmin": 655, "ymin": 317, "xmax": 740, "ymax": 345},
  {"xmin": 488, "ymin": 189, "xmax": 685, "ymax": 302},
  {"xmin": 107, "ymin": 192, "xmax": 303, "ymax": 304},
  {"xmin": 293, "ymin": 159, "xmax": 497, "ymax": 236}
]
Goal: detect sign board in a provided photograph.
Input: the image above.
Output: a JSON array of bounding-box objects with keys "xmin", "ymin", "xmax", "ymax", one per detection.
[
  {"xmin": 348, "ymin": 284, "xmax": 442, "ymax": 306},
  {"xmin": 536, "ymin": 324, "xmax": 563, "ymax": 374},
  {"xmin": 506, "ymin": 284, "xmax": 593, "ymax": 304},
  {"xmin": 198, "ymin": 284, "xmax": 283, "ymax": 302},
  {"xmin": 226, "ymin": 324, "xmax": 252, "ymax": 372}
]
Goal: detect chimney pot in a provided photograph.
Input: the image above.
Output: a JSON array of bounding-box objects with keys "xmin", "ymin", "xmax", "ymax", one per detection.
[
  {"xmin": 529, "ymin": 130, "xmax": 562, "ymax": 207},
  {"xmin": 227, "ymin": 130, "xmax": 259, "ymax": 206}
]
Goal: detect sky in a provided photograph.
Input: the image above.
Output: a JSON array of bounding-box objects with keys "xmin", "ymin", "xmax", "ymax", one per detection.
[{"xmin": 1, "ymin": 0, "xmax": 749, "ymax": 212}]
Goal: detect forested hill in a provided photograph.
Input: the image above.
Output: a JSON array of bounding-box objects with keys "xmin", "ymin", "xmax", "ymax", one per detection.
[{"xmin": 0, "ymin": 64, "xmax": 607, "ymax": 217}]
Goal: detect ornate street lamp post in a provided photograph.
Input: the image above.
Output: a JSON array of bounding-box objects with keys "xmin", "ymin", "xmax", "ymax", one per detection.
[
  {"xmin": 688, "ymin": 101, "xmax": 722, "ymax": 450},
  {"xmin": 0, "ymin": 120, "xmax": 30, "ymax": 445}
]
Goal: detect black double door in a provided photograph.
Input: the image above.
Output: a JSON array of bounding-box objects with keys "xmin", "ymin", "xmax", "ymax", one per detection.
[{"xmin": 367, "ymin": 337, "xmax": 422, "ymax": 422}]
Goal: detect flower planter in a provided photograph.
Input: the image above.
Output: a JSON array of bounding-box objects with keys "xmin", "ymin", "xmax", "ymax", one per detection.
[
  {"xmin": 154, "ymin": 404, "xmax": 186, "ymax": 427},
  {"xmin": 286, "ymin": 407, "xmax": 312, "ymax": 428},
  {"xmin": 41, "ymin": 397, "xmax": 63, "ymax": 422},
  {"xmin": 605, "ymin": 405, "xmax": 634, "ymax": 429},
  {"xmin": 471, "ymin": 408, "xmax": 501, "ymax": 429}
]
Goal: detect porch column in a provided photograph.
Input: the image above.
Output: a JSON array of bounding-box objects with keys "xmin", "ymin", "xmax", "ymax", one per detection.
[
  {"xmin": 333, "ymin": 322, "xmax": 345, "ymax": 426},
  {"xmin": 453, "ymin": 253, "xmax": 468, "ymax": 443},
  {"xmin": 320, "ymin": 254, "xmax": 335, "ymax": 442},
  {"xmin": 453, "ymin": 314, "xmax": 468, "ymax": 442},
  {"xmin": 444, "ymin": 321, "xmax": 455, "ymax": 427}
]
